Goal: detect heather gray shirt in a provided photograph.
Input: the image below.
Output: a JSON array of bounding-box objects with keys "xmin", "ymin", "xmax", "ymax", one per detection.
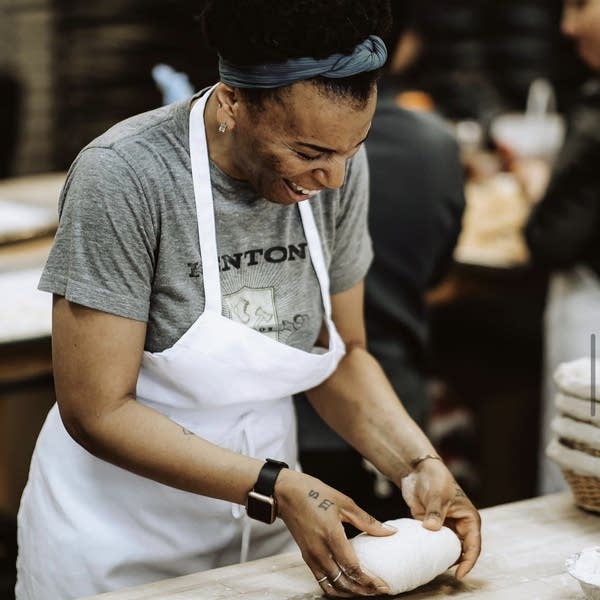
[{"xmin": 39, "ymin": 93, "xmax": 373, "ymax": 353}]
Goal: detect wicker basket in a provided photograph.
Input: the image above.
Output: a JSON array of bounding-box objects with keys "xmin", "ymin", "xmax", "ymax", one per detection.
[{"xmin": 560, "ymin": 438, "xmax": 600, "ymax": 513}]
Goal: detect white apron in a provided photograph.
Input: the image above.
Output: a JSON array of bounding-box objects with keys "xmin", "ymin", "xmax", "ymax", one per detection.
[
  {"xmin": 538, "ymin": 265, "xmax": 600, "ymax": 494},
  {"xmin": 16, "ymin": 87, "xmax": 346, "ymax": 600}
]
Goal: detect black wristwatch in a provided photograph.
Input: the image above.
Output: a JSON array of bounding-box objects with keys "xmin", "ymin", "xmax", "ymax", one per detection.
[{"xmin": 246, "ymin": 458, "xmax": 289, "ymax": 524}]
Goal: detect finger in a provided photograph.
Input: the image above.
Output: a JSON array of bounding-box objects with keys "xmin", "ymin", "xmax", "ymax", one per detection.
[
  {"xmin": 322, "ymin": 583, "xmax": 355, "ymax": 599},
  {"xmin": 455, "ymin": 519, "xmax": 482, "ymax": 579},
  {"xmin": 302, "ymin": 549, "xmax": 355, "ymax": 598},
  {"xmin": 422, "ymin": 494, "xmax": 448, "ymax": 530},
  {"xmin": 340, "ymin": 502, "xmax": 397, "ymax": 538},
  {"xmin": 323, "ymin": 568, "xmax": 356, "ymax": 598},
  {"xmin": 327, "ymin": 523, "xmax": 390, "ymax": 596}
]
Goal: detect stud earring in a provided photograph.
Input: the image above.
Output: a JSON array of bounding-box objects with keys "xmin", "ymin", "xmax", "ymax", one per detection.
[{"xmin": 218, "ymin": 122, "xmax": 228, "ymax": 133}]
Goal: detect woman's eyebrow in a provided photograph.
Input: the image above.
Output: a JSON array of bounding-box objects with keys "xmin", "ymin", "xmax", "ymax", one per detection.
[{"xmin": 296, "ymin": 133, "xmax": 370, "ymax": 154}]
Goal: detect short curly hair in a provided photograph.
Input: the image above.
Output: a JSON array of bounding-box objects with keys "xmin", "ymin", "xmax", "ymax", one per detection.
[{"xmin": 200, "ymin": 0, "xmax": 393, "ymax": 108}]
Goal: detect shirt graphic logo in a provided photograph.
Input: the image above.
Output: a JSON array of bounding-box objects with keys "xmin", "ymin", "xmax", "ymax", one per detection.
[{"xmin": 223, "ymin": 286, "xmax": 279, "ymax": 341}]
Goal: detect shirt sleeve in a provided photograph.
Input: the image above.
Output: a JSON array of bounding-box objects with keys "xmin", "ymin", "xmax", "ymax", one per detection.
[
  {"xmin": 38, "ymin": 145, "xmax": 158, "ymax": 321},
  {"xmin": 328, "ymin": 144, "xmax": 374, "ymax": 294}
]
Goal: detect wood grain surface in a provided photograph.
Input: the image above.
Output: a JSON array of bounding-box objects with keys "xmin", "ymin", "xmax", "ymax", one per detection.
[{"xmin": 82, "ymin": 492, "xmax": 599, "ymax": 599}]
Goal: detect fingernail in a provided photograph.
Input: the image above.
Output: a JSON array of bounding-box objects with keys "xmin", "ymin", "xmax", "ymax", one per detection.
[{"xmin": 382, "ymin": 523, "xmax": 397, "ymax": 531}]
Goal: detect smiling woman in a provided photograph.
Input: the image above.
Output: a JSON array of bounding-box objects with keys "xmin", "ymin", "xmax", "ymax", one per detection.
[
  {"xmin": 201, "ymin": 0, "xmax": 388, "ymax": 205},
  {"xmin": 562, "ymin": 0, "xmax": 600, "ymax": 69},
  {"xmin": 205, "ymin": 81, "xmax": 377, "ymax": 204},
  {"xmin": 16, "ymin": 2, "xmax": 481, "ymax": 599}
]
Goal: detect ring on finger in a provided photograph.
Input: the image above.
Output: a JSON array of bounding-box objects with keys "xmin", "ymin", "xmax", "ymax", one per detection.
[
  {"xmin": 332, "ymin": 569, "xmax": 343, "ymax": 584},
  {"xmin": 316, "ymin": 575, "xmax": 328, "ymax": 584}
]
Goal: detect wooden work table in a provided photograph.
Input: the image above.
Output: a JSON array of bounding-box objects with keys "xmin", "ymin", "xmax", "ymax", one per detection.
[{"xmin": 83, "ymin": 492, "xmax": 598, "ymax": 599}]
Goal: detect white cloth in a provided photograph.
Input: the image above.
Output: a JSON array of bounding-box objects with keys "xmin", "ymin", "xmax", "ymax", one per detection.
[
  {"xmin": 350, "ymin": 518, "xmax": 461, "ymax": 595},
  {"xmin": 539, "ymin": 266, "xmax": 600, "ymax": 494},
  {"xmin": 552, "ymin": 415, "xmax": 600, "ymax": 450},
  {"xmin": 554, "ymin": 357, "xmax": 600, "ymax": 399},
  {"xmin": 555, "ymin": 392, "xmax": 600, "ymax": 425},
  {"xmin": 16, "ymin": 86, "xmax": 346, "ymax": 599},
  {"xmin": 546, "ymin": 438, "xmax": 600, "ymax": 478}
]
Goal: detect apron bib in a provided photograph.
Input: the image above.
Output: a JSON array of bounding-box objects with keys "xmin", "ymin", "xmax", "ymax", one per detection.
[{"xmin": 16, "ymin": 86, "xmax": 345, "ymax": 599}]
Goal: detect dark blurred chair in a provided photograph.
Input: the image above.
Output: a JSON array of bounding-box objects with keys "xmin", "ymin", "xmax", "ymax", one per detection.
[
  {"xmin": 0, "ymin": 70, "xmax": 21, "ymax": 179},
  {"xmin": 0, "ymin": 513, "xmax": 16, "ymax": 600}
]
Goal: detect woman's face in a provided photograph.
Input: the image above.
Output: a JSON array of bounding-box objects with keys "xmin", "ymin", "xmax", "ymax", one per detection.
[
  {"xmin": 229, "ymin": 81, "xmax": 377, "ymax": 205},
  {"xmin": 562, "ymin": 0, "xmax": 600, "ymax": 70}
]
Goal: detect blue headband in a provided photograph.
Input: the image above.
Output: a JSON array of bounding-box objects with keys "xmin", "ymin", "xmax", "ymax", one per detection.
[{"xmin": 219, "ymin": 35, "xmax": 387, "ymax": 89}]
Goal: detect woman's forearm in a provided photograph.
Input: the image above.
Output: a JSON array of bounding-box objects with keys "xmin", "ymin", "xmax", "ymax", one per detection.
[
  {"xmin": 305, "ymin": 344, "xmax": 437, "ymax": 486},
  {"xmin": 62, "ymin": 396, "xmax": 264, "ymax": 506}
]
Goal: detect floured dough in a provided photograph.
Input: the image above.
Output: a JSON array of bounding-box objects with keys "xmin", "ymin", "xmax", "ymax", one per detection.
[{"xmin": 350, "ymin": 518, "xmax": 461, "ymax": 595}]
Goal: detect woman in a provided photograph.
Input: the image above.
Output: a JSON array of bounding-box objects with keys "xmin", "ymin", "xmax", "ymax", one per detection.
[
  {"xmin": 16, "ymin": 1, "xmax": 480, "ymax": 598},
  {"xmin": 525, "ymin": 0, "xmax": 600, "ymax": 494}
]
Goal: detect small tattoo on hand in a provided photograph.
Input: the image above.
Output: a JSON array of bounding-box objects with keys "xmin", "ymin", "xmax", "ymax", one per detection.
[
  {"xmin": 318, "ymin": 499, "xmax": 334, "ymax": 510},
  {"xmin": 309, "ymin": 490, "xmax": 319, "ymax": 499},
  {"xmin": 455, "ymin": 487, "xmax": 466, "ymax": 498},
  {"xmin": 182, "ymin": 427, "xmax": 194, "ymax": 436}
]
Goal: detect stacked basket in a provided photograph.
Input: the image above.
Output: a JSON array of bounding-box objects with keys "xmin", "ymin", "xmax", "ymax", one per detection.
[{"xmin": 547, "ymin": 358, "xmax": 600, "ymax": 513}]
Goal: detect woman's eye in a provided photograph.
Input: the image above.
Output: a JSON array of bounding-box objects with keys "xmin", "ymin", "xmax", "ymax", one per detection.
[{"xmin": 295, "ymin": 150, "xmax": 321, "ymax": 161}]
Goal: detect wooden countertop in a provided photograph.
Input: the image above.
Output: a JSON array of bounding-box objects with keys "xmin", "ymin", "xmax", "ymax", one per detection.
[
  {"xmin": 82, "ymin": 492, "xmax": 598, "ymax": 599},
  {"xmin": 0, "ymin": 173, "xmax": 65, "ymax": 345}
]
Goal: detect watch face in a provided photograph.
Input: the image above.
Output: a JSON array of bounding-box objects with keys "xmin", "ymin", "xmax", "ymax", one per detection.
[{"xmin": 246, "ymin": 491, "xmax": 276, "ymax": 524}]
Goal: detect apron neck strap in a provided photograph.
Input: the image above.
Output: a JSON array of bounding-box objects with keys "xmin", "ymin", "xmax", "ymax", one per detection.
[
  {"xmin": 189, "ymin": 86, "xmax": 222, "ymax": 312},
  {"xmin": 297, "ymin": 201, "xmax": 333, "ymax": 322}
]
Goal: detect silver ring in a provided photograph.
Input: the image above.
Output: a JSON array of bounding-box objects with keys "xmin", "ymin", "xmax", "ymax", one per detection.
[
  {"xmin": 332, "ymin": 569, "xmax": 343, "ymax": 584},
  {"xmin": 316, "ymin": 575, "xmax": 328, "ymax": 584}
]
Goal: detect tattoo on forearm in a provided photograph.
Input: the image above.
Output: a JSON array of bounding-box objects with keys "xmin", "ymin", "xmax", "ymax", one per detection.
[
  {"xmin": 309, "ymin": 490, "xmax": 319, "ymax": 499},
  {"xmin": 181, "ymin": 427, "xmax": 195, "ymax": 436},
  {"xmin": 318, "ymin": 499, "xmax": 334, "ymax": 510}
]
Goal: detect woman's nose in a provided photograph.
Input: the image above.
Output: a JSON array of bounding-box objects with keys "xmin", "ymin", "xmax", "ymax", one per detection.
[{"xmin": 313, "ymin": 158, "xmax": 346, "ymax": 190}]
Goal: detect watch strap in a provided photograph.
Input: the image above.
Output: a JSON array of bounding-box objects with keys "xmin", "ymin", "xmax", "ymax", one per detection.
[{"xmin": 254, "ymin": 458, "xmax": 289, "ymax": 496}]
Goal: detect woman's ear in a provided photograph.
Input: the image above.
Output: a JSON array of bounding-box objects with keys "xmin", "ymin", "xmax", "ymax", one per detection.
[{"xmin": 214, "ymin": 84, "xmax": 238, "ymax": 132}]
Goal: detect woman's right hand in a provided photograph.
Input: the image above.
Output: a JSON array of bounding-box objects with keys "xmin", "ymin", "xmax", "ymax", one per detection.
[{"xmin": 274, "ymin": 469, "xmax": 394, "ymax": 598}]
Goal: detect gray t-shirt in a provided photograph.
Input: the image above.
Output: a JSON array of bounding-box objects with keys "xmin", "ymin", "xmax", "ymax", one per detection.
[{"xmin": 39, "ymin": 93, "xmax": 373, "ymax": 353}]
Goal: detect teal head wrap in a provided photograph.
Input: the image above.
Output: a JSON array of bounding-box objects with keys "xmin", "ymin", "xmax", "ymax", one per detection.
[{"xmin": 218, "ymin": 35, "xmax": 387, "ymax": 89}]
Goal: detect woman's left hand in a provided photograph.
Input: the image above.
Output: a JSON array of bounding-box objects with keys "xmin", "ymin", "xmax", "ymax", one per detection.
[{"xmin": 400, "ymin": 458, "xmax": 481, "ymax": 580}]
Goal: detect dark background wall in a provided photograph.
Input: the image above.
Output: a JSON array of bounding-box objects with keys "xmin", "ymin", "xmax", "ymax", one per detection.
[
  {"xmin": 0, "ymin": 0, "xmax": 591, "ymax": 177},
  {"xmin": 0, "ymin": 0, "xmax": 218, "ymax": 176}
]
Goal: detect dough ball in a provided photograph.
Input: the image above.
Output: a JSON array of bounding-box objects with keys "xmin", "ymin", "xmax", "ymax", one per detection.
[{"xmin": 350, "ymin": 518, "xmax": 461, "ymax": 595}]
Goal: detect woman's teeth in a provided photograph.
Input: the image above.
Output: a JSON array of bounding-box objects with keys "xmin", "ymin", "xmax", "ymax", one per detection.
[{"xmin": 287, "ymin": 180, "xmax": 319, "ymax": 197}]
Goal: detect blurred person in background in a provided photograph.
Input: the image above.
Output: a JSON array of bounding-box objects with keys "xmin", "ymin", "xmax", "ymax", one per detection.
[
  {"xmin": 525, "ymin": 0, "xmax": 600, "ymax": 494},
  {"xmin": 296, "ymin": 0, "xmax": 466, "ymax": 522},
  {"xmin": 16, "ymin": 1, "xmax": 480, "ymax": 598}
]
